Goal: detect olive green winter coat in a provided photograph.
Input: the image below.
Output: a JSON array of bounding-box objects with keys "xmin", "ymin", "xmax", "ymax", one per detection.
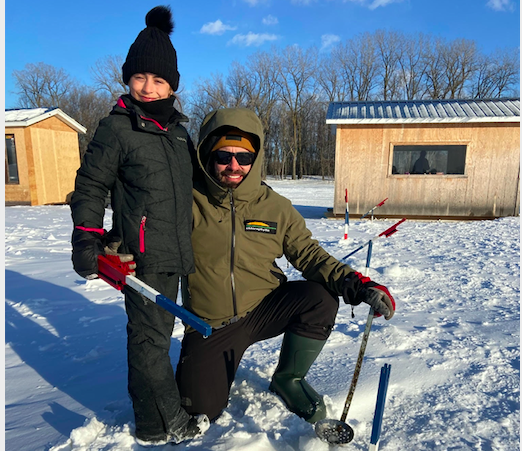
[{"xmin": 185, "ymin": 108, "xmax": 355, "ymax": 330}]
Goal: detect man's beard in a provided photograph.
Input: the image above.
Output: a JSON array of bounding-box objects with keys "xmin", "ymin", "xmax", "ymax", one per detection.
[{"xmin": 217, "ymin": 169, "xmax": 248, "ymax": 188}]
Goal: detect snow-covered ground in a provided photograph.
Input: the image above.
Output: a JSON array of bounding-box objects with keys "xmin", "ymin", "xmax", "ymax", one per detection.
[{"xmin": 5, "ymin": 176, "xmax": 520, "ymax": 451}]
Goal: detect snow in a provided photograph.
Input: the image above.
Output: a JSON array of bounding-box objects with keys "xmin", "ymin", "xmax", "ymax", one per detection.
[
  {"xmin": 5, "ymin": 176, "xmax": 520, "ymax": 450},
  {"xmin": 4, "ymin": 108, "xmax": 56, "ymax": 124}
]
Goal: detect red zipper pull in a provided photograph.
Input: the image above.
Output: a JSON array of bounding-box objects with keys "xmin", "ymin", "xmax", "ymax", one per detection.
[{"xmin": 139, "ymin": 216, "xmax": 147, "ymax": 253}]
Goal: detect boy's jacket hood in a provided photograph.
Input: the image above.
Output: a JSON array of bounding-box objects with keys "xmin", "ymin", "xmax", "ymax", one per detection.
[{"xmin": 196, "ymin": 108, "xmax": 265, "ymax": 203}]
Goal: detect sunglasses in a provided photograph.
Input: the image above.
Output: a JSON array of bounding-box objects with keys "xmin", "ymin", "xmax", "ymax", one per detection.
[{"xmin": 214, "ymin": 150, "xmax": 256, "ymax": 166}]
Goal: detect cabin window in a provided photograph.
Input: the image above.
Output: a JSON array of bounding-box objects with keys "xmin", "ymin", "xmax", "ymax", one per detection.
[
  {"xmin": 391, "ymin": 145, "xmax": 467, "ymax": 175},
  {"xmin": 5, "ymin": 135, "xmax": 20, "ymax": 184}
]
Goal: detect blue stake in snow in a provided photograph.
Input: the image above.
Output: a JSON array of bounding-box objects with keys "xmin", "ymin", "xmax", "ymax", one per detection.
[
  {"xmin": 369, "ymin": 364, "xmax": 392, "ymax": 451},
  {"xmin": 340, "ymin": 218, "xmax": 406, "ymax": 263},
  {"xmin": 364, "ymin": 240, "xmax": 373, "ymax": 276}
]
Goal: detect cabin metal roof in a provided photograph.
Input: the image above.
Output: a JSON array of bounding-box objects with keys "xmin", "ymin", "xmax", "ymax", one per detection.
[
  {"xmin": 5, "ymin": 107, "xmax": 87, "ymax": 134},
  {"xmin": 326, "ymin": 98, "xmax": 520, "ymax": 125}
]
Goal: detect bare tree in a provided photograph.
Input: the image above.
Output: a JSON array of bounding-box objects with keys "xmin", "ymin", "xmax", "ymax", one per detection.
[
  {"xmin": 13, "ymin": 62, "xmax": 75, "ymax": 108},
  {"xmin": 185, "ymin": 73, "xmax": 231, "ymax": 141},
  {"xmin": 60, "ymin": 85, "xmax": 113, "ymax": 157},
  {"xmin": 244, "ymin": 51, "xmax": 280, "ymax": 122},
  {"xmin": 423, "ymin": 37, "xmax": 478, "ymax": 99},
  {"xmin": 490, "ymin": 48, "xmax": 520, "ymax": 98},
  {"xmin": 275, "ymin": 46, "xmax": 318, "ymax": 179},
  {"xmin": 352, "ymin": 33, "xmax": 379, "ymax": 101},
  {"xmin": 268, "ymin": 106, "xmax": 292, "ymax": 179},
  {"xmin": 332, "ymin": 42, "xmax": 357, "ymax": 101},
  {"xmin": 316, "ymin": 50, "xmax": 349, "ymax": 102},
  {"xmin": 471, "ymin": 53, "xmax": 499, "ymax": 99},
  {"xmin": 423, "ymin": 37, "xmax": 447, "ymax": 99},
  {"xmin": 91, "ymin": 55, "xmax": 127, "ymax": 101},
  {"xmin": 11, "ymin": 62, "xmax": 114, "ymax": 157},
  {"xmin": 226, "ymin": 62, "xmax": 250, "ymax": 107},
  {"xmin": 442, "ymin": 39, "xmax": 478, "ymax": 98},
  {"xmin": 470, "ymin": 49, "xmax": 520, "ymax": 99},
  {"xmin": 242, "ymin": 51, "xmax": 280, "ymax": 177},
  {"xmin": 199, "ymin": 73, "xmax": 231, "ymax": 108},
  {"xmin": 397, "ymin": 32, "xmax": 429, "ymax": 100},
  {"xmin": 299, "ymin": 100, "xmax": 334, "ymax": 178},
  {"xmin": 332, "ymin": 33, "xmax": 379, "ymax": 101},
  {"xmin": 374, "ymin": 30, "xmax": 403, "ymax": 100}
]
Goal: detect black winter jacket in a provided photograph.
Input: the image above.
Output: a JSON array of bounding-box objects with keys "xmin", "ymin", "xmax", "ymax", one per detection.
[{"xmin": 70, "ymin": 95, "xmax": 195, "ymax": 276}]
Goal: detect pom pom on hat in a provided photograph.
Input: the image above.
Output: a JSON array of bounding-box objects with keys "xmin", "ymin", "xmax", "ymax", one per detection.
[
  {"xmin": 122, "ymin": 5, "xmax": 180, "ymax": 91},
  {"xmin": 146, "ymin": 6, "xmax": 174, "ymax": 34}
]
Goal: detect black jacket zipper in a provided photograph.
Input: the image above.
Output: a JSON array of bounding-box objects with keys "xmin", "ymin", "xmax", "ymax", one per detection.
[{"xmin": 229, "ymin": 189, "xmax": 238, "ymax": 318}]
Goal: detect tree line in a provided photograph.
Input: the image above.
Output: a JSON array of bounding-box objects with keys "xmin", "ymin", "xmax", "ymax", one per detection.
[{"xmin": 12, "ymin": 30, "xmax": 519, "ymax": 179}]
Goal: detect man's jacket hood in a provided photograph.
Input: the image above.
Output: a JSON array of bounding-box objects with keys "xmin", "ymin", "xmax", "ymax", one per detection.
[{"xmin": 196, "ymin": 108, "xmax": 265, "ymax": 203}]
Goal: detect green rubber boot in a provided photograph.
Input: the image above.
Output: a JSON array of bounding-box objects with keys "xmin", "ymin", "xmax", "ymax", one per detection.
[{"xmin": 269, "ymin": 332, "xmax": 327, "ymax": 423}]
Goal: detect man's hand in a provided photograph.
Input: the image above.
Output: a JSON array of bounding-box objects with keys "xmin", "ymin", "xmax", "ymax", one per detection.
[
  {"xmin": 358, "ymin": 286, "xmax": 394, "ymax": 320},
  {"xmin": 342, "ymin": 272, "xmax": 396, "ymax": 320}
]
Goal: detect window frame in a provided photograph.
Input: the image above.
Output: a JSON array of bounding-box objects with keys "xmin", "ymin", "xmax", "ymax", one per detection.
[
  {"xmin": 5, "ymin": 134, "xmax": 20, "ymax": 185},
  {"xmin": 388, "ymin": 142, "xmax": 469, "ymax": 178}
]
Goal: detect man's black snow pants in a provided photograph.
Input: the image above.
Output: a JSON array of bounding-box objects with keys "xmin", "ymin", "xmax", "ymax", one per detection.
[
  {"xmin": 124, "ymin": 273, "xmax": 189, "ymax": 442},
  {"xmin": 175, "ymin": 280, "xmax": 339, "ymax": 421}
]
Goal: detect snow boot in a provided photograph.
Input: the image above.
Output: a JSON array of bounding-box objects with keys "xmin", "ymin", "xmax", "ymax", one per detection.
[
  {"xmin": 135, "ymin": 414, "xmax": 209, "ymax": 447},
  {"xmin": 269, "ymin": 332, "xmax": 327, "ymax": 423},
  {"xmin": 169, "ymin": 414, "xmax": 210, "ymax": 444}
]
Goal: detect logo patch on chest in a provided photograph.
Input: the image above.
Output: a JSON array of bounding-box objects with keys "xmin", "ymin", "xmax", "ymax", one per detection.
[{"xmin": 244, "ymin": 220, "xmax": 277, "ymax": 234}]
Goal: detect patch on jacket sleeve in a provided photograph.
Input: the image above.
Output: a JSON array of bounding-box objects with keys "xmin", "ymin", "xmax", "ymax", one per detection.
[{"xmin": 244, "ymin": 220, "xmax": 277, "ymax": 234}]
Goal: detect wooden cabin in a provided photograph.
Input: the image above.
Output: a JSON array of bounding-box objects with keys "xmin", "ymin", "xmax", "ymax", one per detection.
[
  {"xmin": 5, "ymin": 108, "xmax": 86, "ymax": 206},
  {"xmin": 326, "ymin": 98, "xmax": 520, "ymax": 219}
]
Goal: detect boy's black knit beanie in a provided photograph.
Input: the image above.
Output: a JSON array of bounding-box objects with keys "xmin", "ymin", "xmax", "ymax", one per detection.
[{"xmin": 122, "ymin": 5, "xmax": 180, "ymax": 91}]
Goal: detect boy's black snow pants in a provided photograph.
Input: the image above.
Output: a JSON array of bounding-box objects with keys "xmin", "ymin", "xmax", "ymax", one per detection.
[
  {"xmin": 175, "ymin": 280, "xmax": 339, "ymax": 421},
  {"xmin": 124, "ymin": 273, "xmax": 189, "ymax": 442}
]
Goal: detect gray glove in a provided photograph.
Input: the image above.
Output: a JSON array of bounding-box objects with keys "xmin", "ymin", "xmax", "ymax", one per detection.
[
  {"xmin": 359, "ymin": 287, "xmax": 394, "ymax": 320},
  {"xmin": 104, "ymin": 239, "xmax": 136, "ymax": 276},
  {"xmin": 342, "ymin": 271, "xmax": 395, "ymax": 320}
]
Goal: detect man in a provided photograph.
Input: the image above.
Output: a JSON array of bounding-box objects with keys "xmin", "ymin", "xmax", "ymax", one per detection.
[
  {"xmin": 412, "ymin": 150, "xmax": 430, "ymax": 174},
  {"xmin": 176, "ymin": 108, "xmax": 395, "ymax": 424}
]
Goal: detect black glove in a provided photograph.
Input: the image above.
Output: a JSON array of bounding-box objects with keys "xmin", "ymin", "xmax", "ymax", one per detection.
[
  {"xmin": 71, "ymin": 227, "xmax": 106, "ymax": 279},
  {"xmin": 72, "ymin": 228, "xmax": 136, "ymax": 279},
  {"xmin": 342, "ymin": 272, "xmax": 395, "ymax": 320}
]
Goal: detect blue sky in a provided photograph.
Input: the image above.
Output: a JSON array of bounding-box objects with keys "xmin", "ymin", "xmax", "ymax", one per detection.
[{"xmin": 4, "ymin": 0, "xmax": 520, "ymax": 108}]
